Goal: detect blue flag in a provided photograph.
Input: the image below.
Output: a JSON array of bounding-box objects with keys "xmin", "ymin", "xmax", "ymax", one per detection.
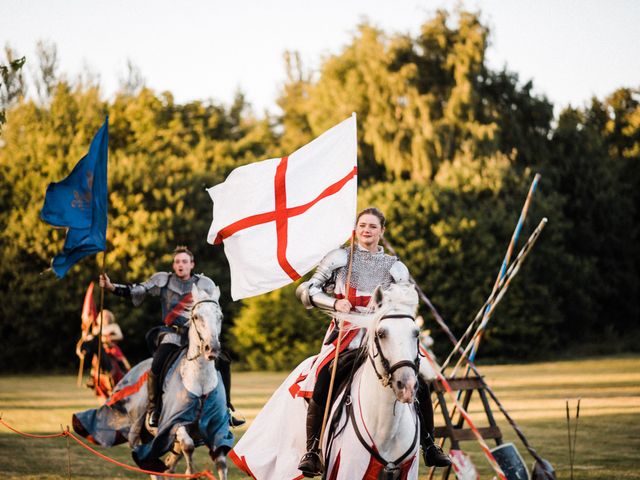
[{"xmin": 41, "ymin": 118, "xmax": 108, "ymax": 278}]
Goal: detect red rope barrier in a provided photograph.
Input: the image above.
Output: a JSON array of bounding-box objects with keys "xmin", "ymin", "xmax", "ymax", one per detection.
[
  {"xmin": 0, "ymin": 418, "xmax": 66, "ymax": 439},
  {"xmin": 0, "ymin": 417, "xmax": 216, "ymax": 479}
]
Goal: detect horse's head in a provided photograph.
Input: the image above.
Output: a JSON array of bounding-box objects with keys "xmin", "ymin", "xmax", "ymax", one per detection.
[
  {"xmin": 187, "ymin": 284, "xmax": 223, "ymax": 362},
  {"xmin": 367, "ymin": 282, "xmax": 420, "ymax": 403}
]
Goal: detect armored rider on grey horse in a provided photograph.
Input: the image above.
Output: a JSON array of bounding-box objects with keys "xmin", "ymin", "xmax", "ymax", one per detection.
[{"xmin": 99, "ymin": 245, "xmax": 244, "ymax": 430}]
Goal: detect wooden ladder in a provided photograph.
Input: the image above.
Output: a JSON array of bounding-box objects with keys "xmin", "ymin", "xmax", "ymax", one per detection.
[{"xmin": 429, "ymin": 376, "xmax": 503, "ymax": 480}]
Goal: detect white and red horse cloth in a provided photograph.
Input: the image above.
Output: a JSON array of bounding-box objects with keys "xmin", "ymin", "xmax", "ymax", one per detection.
[
  {"xmin": 230, "ymin": 358, "xmax": 419, "ymax": 480},
  {"xmin": 207, "ymin": 115, "xmax": 357, "ymax": 300},
  {"xmin": 231, "ymin": 320, "xmax": 438, "ymax": 479}
]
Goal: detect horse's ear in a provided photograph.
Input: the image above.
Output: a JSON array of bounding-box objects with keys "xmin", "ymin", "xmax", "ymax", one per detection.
[{"xmin": 372, "ymin": 285, "xmax": 384, "ymax": 308}]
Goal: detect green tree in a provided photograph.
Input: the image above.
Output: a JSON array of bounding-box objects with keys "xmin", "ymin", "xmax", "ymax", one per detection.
[
  {"xmin": 0, "ymin": 56, "xmax": 279, "ymax": 369},
  {"xmin": 278, "ymin": 11, "xmax": 553, "ymax": 185},
  {"xmin": 0, "ymin": 45, "xmax": 26, "ymax": 130},
  {"xmin": 230, "ymin": 283, "xmax": 327, "ymax": 370}
]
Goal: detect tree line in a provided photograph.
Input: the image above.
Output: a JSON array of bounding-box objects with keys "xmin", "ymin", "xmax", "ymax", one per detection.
[{"xmin": 1, "ymin": 10, "xmax": 638, "ymax": 371}]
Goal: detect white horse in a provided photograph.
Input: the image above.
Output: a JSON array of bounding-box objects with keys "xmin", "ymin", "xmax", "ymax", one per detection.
[
  {"xmin": 73, "ymin": 284, "xmax": 232, "ymax": 480},
  {"xmin": 230, "ymin": 282, "xmax": 425, "ymax": 480},
  {"xmin": 322, "ymin": 283, "xmax": 422, "ymax": 479}
]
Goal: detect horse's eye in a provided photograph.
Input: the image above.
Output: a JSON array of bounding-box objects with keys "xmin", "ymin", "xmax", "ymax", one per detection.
[
  {"xmin": 376, "ymin": 329, "xmax": 386, "ymax": 339},
  {"xmin": 413, "ymin": 329, "xmax": 420, "ymax": 338}
]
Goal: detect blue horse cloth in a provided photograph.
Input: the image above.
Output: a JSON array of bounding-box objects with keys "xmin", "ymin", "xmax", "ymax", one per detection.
[{"xmin": 73, "ymin": 354, "xmax": 234, "ymax": 472}]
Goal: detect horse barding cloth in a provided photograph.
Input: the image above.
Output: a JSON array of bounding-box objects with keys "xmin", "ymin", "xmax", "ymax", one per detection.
[
  {"xmin": 207, "ymin": 114, "xmax": 358, "ymax": 300},
  {"xmin": 232, "ymin": 283, "xmax": 437, "ymax": 479},
  {"xmin": 72, "ymin": 353, "xmax": 234, "ymax": 472},
  {"xmin": 230, "ymin": 359, "xmax": 418, "ymax": 480}
]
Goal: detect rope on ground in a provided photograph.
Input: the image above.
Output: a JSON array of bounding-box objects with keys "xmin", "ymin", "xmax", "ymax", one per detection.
[
  {"xmin": 0, "ymin": 416, "xmax": 66, "ymax": 438},
  {"xmin": 0, "ymin": 416, "xmax": 216, "ymax": 479}
]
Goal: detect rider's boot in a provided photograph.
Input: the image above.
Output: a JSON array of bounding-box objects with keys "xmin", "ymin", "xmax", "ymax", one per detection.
[
  {"xmin": 422, "ymin": 432, "xmax": 451, "ymax": 467},
  {"xmin": 146, "ymin": 371, "xmax": 160, "ymax": 430},
  {"xmin": 417, "ymin": 379, "xmax": 451, "ymax": 467},
  {"xmin": 228, "ymin": 404, "xmax": 246, "ymax": 428},
  {"xmin": 297, "ymin": 398, "xmax": 325, "ymax": 478}
]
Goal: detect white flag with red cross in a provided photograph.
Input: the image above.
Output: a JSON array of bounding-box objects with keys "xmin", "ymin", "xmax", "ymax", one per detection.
[{"xmin": 207, "ymin": 114, "xmax": 358, "ymax": 300}]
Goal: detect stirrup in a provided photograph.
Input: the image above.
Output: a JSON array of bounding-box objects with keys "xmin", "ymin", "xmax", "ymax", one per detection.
[
  {"xmin": 145, "ymin": 411, "xmax": 159, "ymax": 433},
  {"xmin": 298, "ymin": 450, "xmax": 324, "ymax": 477}
]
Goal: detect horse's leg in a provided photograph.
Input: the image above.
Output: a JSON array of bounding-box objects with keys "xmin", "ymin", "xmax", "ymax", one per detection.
[
  {"xmin": 164, "ymin": 442, "xmax": 183, "ymax": 473},
  {"xmin": 212, "ymin": 450, "xmax": 228, "ymax": 480},
  {"xmin": 176, "ymin": 425, "xmax": 195, "ymax": 474}
]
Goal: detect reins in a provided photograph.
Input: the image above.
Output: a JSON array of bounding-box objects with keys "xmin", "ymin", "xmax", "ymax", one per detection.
[
  {"xmin": 346, "ymin": 387, "xmax": 419, "ymax": 474},
  {"xmin": 369, "ymin": 314, "xmax": 420, "ymax": 388},
  {"xmin": 324, "ymin": 311, "xmax": 421, "ymax": 477}
]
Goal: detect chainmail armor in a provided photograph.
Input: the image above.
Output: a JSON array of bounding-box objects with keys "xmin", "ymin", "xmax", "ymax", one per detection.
[{"xmin": 335, "ymin": 247, "xmax": 397, "ymax": 293}]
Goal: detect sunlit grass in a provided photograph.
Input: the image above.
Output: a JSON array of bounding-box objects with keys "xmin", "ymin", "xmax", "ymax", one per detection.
[{"xmin": 1, "ymin": 356, "xmax": 639, "ymax": 479}]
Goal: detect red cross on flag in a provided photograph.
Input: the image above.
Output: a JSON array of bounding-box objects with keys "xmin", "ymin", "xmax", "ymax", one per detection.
[{"xmin": 207, "ymin": 114, "xmax": 357, "ymax": 300}]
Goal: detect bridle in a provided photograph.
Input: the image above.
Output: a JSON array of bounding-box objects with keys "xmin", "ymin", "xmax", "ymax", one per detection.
[
  {"xmin": 369, "ymin": 313, "xmax": 421, "ymax": 388},
  {"xmin": 186, "ymin": 299, "xmax": 220, "ymax": 361},
  {"xmin": 334, "ymin": 312, "xmax": 421, "ymax": 475}
]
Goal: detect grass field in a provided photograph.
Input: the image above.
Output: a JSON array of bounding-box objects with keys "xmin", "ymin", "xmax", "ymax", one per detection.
[{"xmin": 1, "ymin": 356, "xmax": 639, "ymax": 479}]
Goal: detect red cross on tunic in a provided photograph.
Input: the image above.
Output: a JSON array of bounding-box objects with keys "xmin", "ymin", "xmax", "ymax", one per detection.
[{"xmin": 213, "ymin": 156, "xmax": 357, "ymax": 281}]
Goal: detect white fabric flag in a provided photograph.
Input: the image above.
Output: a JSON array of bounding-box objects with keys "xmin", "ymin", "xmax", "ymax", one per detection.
[{"xmin": 207, "ymin": 114, "xmax": 358, "ymax": 300}]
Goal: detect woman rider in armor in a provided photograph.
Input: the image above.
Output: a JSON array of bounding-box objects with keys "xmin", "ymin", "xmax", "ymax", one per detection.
[{"xmin": 295, "ymin": 207, "xmax": 451, "ymax": 477}]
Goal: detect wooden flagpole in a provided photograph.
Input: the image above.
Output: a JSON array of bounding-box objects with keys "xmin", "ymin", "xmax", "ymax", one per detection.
[
  {"xmin": 76, "ymin": 348, "xmax": 85, "ymax": 387},
  {"xmin": 95, "ymin": 252, "xmax": 107, "ymax": 391},
  {"xmin": 318, "ymin": 230, "xmax": 356, "ymax": 455}
]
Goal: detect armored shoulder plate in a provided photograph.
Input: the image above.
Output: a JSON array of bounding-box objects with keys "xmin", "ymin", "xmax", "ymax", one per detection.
[
  {"xmin": 130, "ymin": 271, "xmax": 170, "ymax": 306},
  {"xmin": 389, "ymin": 261, "xmax": 410, "ymax": 284},
  {"xmin": 317, "ymin": 248, "xmax": 349, "ymax": 274},
  {"xmin": 148, "ymin": 272, "xmax": 170, "ymax": 288}
]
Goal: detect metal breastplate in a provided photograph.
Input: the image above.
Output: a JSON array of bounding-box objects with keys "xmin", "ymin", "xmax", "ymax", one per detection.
[
  {"xmin": 334, "ymin": 248, "xmax": 397, "ymax": 295},
  {"xmin": 160, "ymin": 275, "xmax": 197, "ymax": 322}
]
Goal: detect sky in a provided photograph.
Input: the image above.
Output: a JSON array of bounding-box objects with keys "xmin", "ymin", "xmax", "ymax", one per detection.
[{"xmin": 1, "ymin": 0, "xmax": 639, "ymax": 114}]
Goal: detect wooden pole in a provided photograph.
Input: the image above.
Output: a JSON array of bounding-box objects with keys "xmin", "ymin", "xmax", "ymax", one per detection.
[
  {"xmin": 468, "ymin": 173, "xmax": 540, "ymax": 362},
  {"xmin": 384, "ymin": 227, "xmax": 553, "ymax": 476},
  {"xmin": 318, "ymin": 230, "xmax": 356, "ymax": 454},
  {"xmin": 95, "ymin": 252, "xmax": 107, "ymax": 390},
  {"xmin": 76, "ymin": 349, "xmax": 85, "ymax": 388}
]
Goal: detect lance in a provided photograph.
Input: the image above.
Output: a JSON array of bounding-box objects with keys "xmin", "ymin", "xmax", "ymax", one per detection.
[
  {"xmin": 442, "ymin": 218, "xmax": 547, "ymax": 373},
  {"xmin": 468, "ymin": 173, "xmax": 541, "ymax": 363},
  {"xmin": 383, "ymin": 224, "xmax": 554, "ymax": 479}
]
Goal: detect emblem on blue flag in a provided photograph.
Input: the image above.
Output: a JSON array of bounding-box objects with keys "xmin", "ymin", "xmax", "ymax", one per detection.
[{"xmin": 41, "ymin": 117, "xmax": 108, "ymax": 278}]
